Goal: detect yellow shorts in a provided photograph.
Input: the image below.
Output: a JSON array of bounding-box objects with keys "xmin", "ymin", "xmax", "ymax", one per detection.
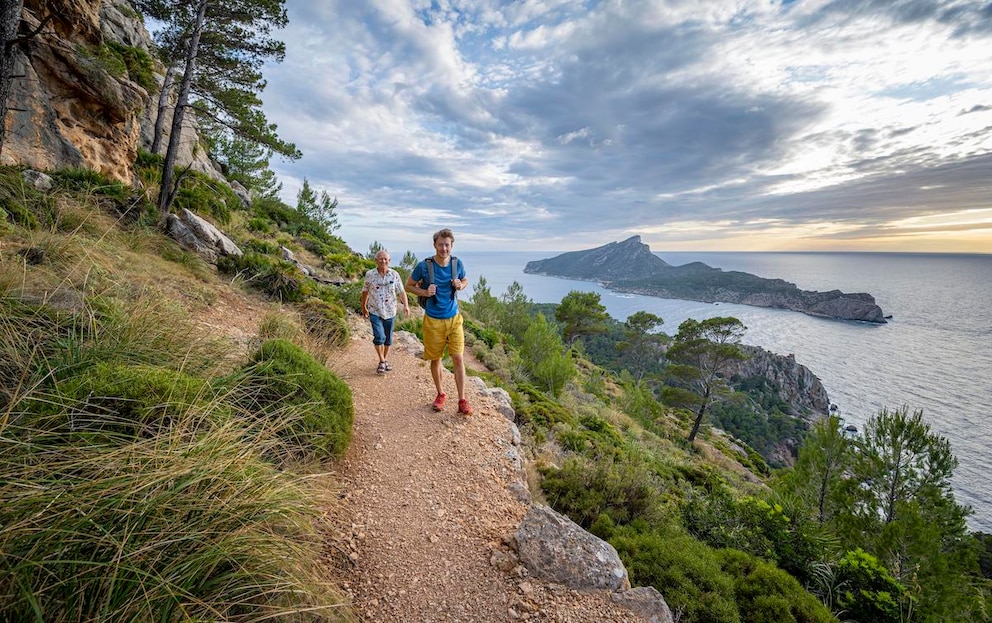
[{"xmin": 422, "ymin": 313, "xmax": 464, "ymax": 361}]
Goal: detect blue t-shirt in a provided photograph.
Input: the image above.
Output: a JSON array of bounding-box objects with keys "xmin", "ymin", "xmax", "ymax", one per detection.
[{"xmin": 412, "ymin": 257, "xmax": 465, "ymax": 319}]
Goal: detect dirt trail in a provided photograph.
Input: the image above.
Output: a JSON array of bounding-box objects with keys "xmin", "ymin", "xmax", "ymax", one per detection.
[{"xmin": 326, "ymin": 320, "xmax": 642, "ymax": 622}]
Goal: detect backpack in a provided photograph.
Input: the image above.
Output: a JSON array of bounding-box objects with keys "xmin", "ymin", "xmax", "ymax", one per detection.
[{"xmin": 417, "ymin": 256, "xmax": 459, "ymax": 308}]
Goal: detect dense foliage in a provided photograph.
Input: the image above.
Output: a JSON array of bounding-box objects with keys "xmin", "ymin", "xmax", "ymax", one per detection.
[{"xmin": 463, "ymin": 277, "xmax": 991, "ymax": 622}]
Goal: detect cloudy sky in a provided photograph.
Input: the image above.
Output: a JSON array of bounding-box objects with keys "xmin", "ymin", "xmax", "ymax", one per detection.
[{"xmin": 260, "ymin": 0, "xmax": 992, "ymax": 255}]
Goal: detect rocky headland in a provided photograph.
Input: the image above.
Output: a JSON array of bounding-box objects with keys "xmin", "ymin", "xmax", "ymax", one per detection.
[{"xmin": 524, "ymin": 236, "xmax": 887, "ymax": 323}]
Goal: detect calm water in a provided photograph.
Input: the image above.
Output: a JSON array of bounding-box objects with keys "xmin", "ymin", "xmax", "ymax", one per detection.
[{"xmin": 456, "ymin": 251, "xmax": 992, "ymax": 532}]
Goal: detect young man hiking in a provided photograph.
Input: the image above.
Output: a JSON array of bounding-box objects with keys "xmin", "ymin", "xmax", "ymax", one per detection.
[{"xmin": 405, "ymin": 228, "xmax": 473, "ymax": 415}]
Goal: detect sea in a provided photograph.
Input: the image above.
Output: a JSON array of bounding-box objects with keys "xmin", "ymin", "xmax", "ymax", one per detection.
[{"xmin": 454, "ymin": 250, "xmax": 992, "ymax": 532}]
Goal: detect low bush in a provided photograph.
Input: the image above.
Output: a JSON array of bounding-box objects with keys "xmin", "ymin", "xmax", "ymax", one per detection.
[
  {"xmin": 243, "ymin": 237, "xmax": 281, "ymax": 255},
  {"xmin": 611, "ymin": 525, "xmax": 741, "ymax": 623},
  {"xmin": 24, "ymin": 362, "xmax": 216, "ymax": 439},
  {"xmin": 52, "ymin": 166, "xmax": 129, "ymax": 200},
  {"xmin": 540, "ymin": 455, "xmax": 662, "ymax": 528},
  {"xmin": 324, "ymin": 251, "xmax": 372, "ymax": 279},
  {"xmin": 717, "ymin": 549, "xmax": 836, "ymax": 623},
  {"xmin": 219, "ymin": 252, "xmax": 315, "ymax": 302},
  {"xmin": 299, "ymin": 297, "xmax": 349, "ymax": 348},
  {"xmin": 106, "ymin": 41, "xmax": 156, "ymax": 91},
  {"xmin": 248, "ymin": 216, "xmax": 275, "ymax": 233},
  {"xmin": 512, "ymin": 384, "xmax": 576, "ymax": 429},
  {"xmin": 226, "ymin": 339, "xmax": 353, "ymax": 460},
  {"xmin": 682, "ymin": 492, "xmax": 829, "ymax": 586},
  {"xmin": 832, "ymin": 548, "xmax": 908, "ymax": 623},
  {"xmin": 173, "ymin": 172, "xmax": 241, "ymax": 224}
]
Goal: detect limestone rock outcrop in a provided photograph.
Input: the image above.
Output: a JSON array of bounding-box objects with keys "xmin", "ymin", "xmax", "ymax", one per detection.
[
  {"xmin": 3, "ymin": 0, "xmax": 221, "ymax": 184},
  {"xmin": 730, "ymin": 345, "xmax": 830, "ymax": 419}
]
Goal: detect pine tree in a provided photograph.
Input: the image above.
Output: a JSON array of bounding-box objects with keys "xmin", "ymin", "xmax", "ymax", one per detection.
[
  {"xmin": 133, "ymin": 0, "xmax": 300, "ymax": 216},
  {"xmin": 663, "ymin": 316, "xmax": 747, "ymax": 443}
]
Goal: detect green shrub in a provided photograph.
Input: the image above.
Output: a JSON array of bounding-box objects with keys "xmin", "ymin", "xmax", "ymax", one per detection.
[
  {"xmin": 683, "ymin": 492, "xmax": 828, "ymax": 586},
  {"xmin": 106, "ymin": 41, "xmax": 156, "ymax": 91},
  {"xmin": 541, "ymin": 455, "xmax": 661, "ymax": 528},
  {"xmin": 252, "ymin": 194, "xmax": 298, "ymax": 228},
  {"xmin": 299, "ymin": 231, "xmax": 352, "ymax": 257},
  {"xmin": 324, "ymin": 252, "xmax": 372, "ymax": 279},
  {"xmin": 51, "ymin": 166, "xmax": 129, "ymax": 200},
  {"xmin": 512, "ymin": 384, "xmax": 576, "ymax": 429},
  {"xmin": 173, "ymin": 172, "xmax": 242, "ymax": 224},
  {"xmin": 243, "ymin": 237, "xmax": 281, "ymax": 255},
  {"xmin": 30, "ymin": 362, "xmax": 217, "ymax": 438},
  {"xmin": 337, "ymin": 281, "xmax": 366, "ymax": 313},
  {"xmin": 833, "ymin": 548, "xmax": 908, "ymax": 623},
  {"xmin": 464, "ymin": 317, "xmax": 503, "ymax": 348},
  {"xmin": 228, "ymin": 339, "xmax": 353, "ymax": 459},
  {"xmin": 299, "ymin": 297, "xmax": 349, "ymax": 347},
  {"xmin": 611, "ymin": 526, "xmax": 741, "ymax": 623},
  {"xmin": 248, "ymin": 216, "xmax": 275, "ymax": 233},
  {"xmin": 717, "ymin": 549, "xmax": 836, "ymax": 623},
  {"xmin": 135, "ymin": 149, "xmax": 164, "ymax": 187},
  {"xmin": 219, "ymin": 252, "xmax": 315, "ymax": 302}
]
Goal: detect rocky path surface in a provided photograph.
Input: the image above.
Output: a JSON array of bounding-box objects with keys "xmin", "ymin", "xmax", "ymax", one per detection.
[{"xmin": 326, "ymin": 322, "xmax": 643, "ymax": 623}]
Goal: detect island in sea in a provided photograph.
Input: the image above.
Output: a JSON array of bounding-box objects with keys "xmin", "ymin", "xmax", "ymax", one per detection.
[{"xmin": 523, "ymin": 236, "xmax": 887, "ymax": 323}]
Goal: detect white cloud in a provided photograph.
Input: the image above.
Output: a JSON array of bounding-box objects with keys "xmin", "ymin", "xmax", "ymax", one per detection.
[{"xmin": 262, "ymin": 0, "xmax": 992, "ymax": 252}]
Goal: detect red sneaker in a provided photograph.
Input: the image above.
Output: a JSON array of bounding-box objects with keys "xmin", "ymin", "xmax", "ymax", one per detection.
[
  {"xmin": 432, "ymin": 393, "xmax": 447, "ymax": 411},
  {"xmin": 458, "ymin": 399, "xmax": 473, "ymax": 415}
]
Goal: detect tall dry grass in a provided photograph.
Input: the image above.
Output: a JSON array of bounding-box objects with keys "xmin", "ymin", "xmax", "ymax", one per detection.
[{"xmin": 0, "ymin": 288, "xmax": 353, "ymax": 622}]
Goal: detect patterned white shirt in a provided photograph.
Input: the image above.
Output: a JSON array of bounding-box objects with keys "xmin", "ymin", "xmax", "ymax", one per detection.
[{"xmin": 362, "ymin": 267, "xmax": 405, "ymax": 319}]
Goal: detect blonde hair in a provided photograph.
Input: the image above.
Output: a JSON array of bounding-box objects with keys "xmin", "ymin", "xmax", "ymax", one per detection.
[{"xmin": 433, "ymin": 228, "xmax": 454, "ymax": 243}]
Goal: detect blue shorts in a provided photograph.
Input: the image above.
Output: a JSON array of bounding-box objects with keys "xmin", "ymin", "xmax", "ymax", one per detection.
[{"xmin": 369, "ymin": 314, "xmax": 395, "ymax": 346}]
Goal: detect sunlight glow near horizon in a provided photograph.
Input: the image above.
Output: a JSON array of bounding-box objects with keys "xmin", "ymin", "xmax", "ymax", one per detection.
[{"xmin": 265, "ymin": 1, "xmax": 992, "ymax": 256}]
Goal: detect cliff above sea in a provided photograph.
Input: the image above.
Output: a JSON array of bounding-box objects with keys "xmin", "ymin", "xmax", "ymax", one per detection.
[{"xmin": 524, "ymin": 236, "xmax": 887, "ymax": 323}]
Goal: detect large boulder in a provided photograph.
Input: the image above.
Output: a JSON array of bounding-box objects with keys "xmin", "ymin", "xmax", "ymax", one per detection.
[
  {"xmin": 166, "ymin": 208, "xmax": 242, "ymax": 263},
  {"xmin": 513, "ymin": 504, "xmax": 630, "ymax": 592}
]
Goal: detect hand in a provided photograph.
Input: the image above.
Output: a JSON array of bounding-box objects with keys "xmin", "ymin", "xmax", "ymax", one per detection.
[
  {"xmin": 362, "ymin": 308, "xmax": 369, "ymax": 317},
  {"xmin": 451, "ymin": 278, "xmax": 462, "ymax": 291},
  {"xmin": 427, "ymin": 284, "xmax": 437, "ymax": 296}
]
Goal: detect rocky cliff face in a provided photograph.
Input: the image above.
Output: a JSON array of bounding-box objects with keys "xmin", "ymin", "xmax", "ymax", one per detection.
[
  {"xmin": 730, "ymin": 345, "xmax": 830, "ymax": 420},
  {"xmin": 525, "ymin": 236, "xmax": 887, "ymax": 323},
  {"xmin": 2, "ymin": 0, "xmax": 220, "ymax": 182}
]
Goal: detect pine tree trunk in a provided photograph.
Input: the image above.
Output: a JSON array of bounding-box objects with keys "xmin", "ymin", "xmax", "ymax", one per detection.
[
  {"xmin": 687, "ymin": 389, "xmax": 711, "ymax": 443},
  {"xmin": 151, "ymin": 63, "xmax": 176, "ymax": 155},
  {"xmin": 0, "ymin": 0, "xmax": 24, "ymax": 156},
  {"xmin": 158, "ymin": 0, "xmax": 208, "ymax": 218}
]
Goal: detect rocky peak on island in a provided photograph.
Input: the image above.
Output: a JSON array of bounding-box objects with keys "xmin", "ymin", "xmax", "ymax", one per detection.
[
  {"xmin": 529, "ymin": 236, "xmax": 671, "ymax": 281},
  {"xmin": 525, "ymin": 237, "xmax": 887, "ymax": 323}
]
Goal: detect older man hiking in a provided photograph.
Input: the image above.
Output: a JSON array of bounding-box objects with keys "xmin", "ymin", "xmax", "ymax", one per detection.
[
  {"xmin": 361, "ymin": 249, "xmax": 410, "ymax": 374},
  {"xmin": 405, "ymin": 228, "xmax": 473, "ymax": 415}
]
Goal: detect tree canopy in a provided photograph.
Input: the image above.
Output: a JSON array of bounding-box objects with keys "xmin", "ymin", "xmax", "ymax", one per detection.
[
  {"xmin": 134, "ymin": 0, "xmax": 299, "ymax": 215},
  {"xmin": 663, "ymin": 316, "xmax": 747, "ymax": 443},
  {"xmin": 555, "ymin": 290, "xmax": 609, "ymax": 347}
]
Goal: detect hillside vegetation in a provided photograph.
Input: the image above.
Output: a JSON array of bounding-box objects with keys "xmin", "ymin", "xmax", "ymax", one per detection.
[{"xmin": 1, "ymin": 162, "xmax": 990, "ymax": 622}]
